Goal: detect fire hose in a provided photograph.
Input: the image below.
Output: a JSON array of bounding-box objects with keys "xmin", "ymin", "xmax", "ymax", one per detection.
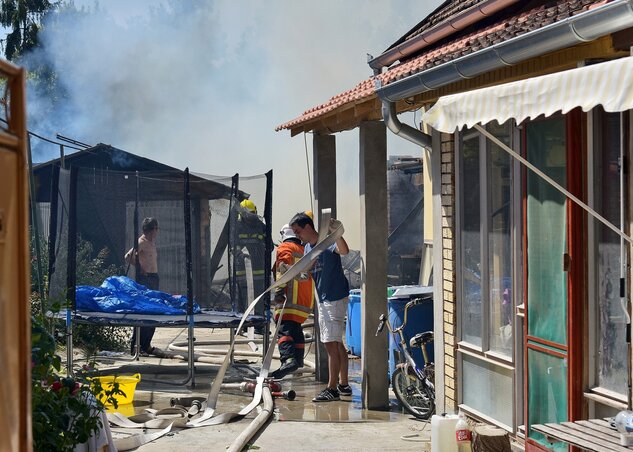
[{"xmin": 108, "ymin": 210, "xmax": 342, "ymax": 450}]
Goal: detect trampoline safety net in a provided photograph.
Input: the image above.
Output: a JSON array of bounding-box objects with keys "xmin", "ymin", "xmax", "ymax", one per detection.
[{"xmin": 46, "ymin": 166, "xmax": 273, "ymax": 316}]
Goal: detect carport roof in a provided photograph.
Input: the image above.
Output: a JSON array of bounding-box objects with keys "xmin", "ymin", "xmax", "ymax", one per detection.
[{"xmin": 276, "ymin": 0, "xmax": 610, "ymax": 135}]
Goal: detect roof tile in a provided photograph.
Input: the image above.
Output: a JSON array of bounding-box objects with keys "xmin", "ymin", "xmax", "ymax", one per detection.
[{"xmin": 276, "ymin": 0, "xmax": 609, "ymax": 132}]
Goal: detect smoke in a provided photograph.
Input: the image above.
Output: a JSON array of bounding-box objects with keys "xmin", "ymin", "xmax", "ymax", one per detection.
[{"xmin": 25, "ymin": 0, "xmax": 441, "ymax": 248}]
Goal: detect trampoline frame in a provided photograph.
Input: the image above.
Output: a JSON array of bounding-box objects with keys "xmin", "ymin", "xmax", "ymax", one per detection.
[{"xmin": 49, "ymin": 166, "xmax": 272, "ymax": 387}]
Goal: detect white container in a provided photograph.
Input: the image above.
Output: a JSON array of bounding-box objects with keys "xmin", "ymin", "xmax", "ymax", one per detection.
[{"xmin": 431, "ymin": 414, "xmax": 459, "ymax": 452}]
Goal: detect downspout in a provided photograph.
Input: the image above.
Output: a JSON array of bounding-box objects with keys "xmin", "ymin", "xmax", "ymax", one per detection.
[
  {"xmin": 369, "ymin": 0, "xmax": 521, "ymax": 70},
  {"xmin": 374, "ymin": 75, "xmax": 432, "ymax": 149}
]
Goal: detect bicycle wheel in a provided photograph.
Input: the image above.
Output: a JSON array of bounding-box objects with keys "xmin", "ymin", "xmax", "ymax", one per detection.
[{"xmin": 391, "ymin": 367, "xmax": 435, "ymax": 420}]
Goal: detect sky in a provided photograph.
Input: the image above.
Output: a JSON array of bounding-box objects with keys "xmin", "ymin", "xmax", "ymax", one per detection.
[{"xmin": 27, "ymin": 0, "xmax": 444, "ymax": 249}]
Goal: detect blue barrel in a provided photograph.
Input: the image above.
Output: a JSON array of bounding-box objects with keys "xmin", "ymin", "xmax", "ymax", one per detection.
[
  {"xmin": 346, "ymin": 290, "xmax": 362, "ymax": 356},
  {"xmin": 388, "ymin": 291, "xmax": 434, "ymax": 377}
]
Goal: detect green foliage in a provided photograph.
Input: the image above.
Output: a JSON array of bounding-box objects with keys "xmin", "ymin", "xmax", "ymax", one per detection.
[
  {"xmin": 73, "ymin": 239, "xmax": 131, "ymax": 356},
  {"xmin": 75, "ymin": 238, "xmax": 119, "ymax": 286},
  {"xmin": 31, "ymin": 318, "xmax": 124, "ymax": 451},
  {"xmin": 30, "ymin": 232, "xmax": 131, "ymax": 356},
  {"xmin": 0, "ymin": 0, "xmax": 54, "ymax": 60}
]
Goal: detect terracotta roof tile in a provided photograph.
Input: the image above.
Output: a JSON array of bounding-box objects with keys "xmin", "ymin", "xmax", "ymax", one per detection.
[
  {"xmin": 276, "ymin": 0, "xmax": 608, "ymax": 132},
  {"xmin": 402, "ymin": 0, "xmax": 486, "ymax": 44}
]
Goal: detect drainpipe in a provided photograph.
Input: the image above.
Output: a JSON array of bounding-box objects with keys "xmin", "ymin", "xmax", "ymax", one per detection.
[
  {"xmin": 375, "ymin": 75, "xmax": 432, "ymax": 149},
  {"xmin": 369, "ymin": 0, "xmax": 521, "ymax": 70}
]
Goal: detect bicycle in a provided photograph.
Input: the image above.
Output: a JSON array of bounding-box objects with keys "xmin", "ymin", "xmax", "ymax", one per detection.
[{"xmin": 376, "ymin": 295, "xmax": 435, "ymax": 419}]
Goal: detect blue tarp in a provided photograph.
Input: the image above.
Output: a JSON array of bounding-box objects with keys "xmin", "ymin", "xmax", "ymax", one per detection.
[{"xmin": 76, "ymin": 276, "xmax": 201, "ymax": 315}]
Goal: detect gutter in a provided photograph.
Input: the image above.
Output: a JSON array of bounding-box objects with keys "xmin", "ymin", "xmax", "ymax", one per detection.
[
  {"xmin": 375, "ymin": 0, "xmax": 633, "ymax": 148},
  {"xmin": 376, "ymin": 0, "xmax": 633, "ymax": 103},
  {"xmin": 369, "ymin": 0, "xmax": 521, "ymax": 70}
]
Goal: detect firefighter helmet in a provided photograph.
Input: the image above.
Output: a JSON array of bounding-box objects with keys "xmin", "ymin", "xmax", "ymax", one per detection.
[
  {"xmin": 240, "ymin": 199, "xmax": 257, "ymax": 214},
  {"xmin": 280, "ymin": 224, "xmax": 296, "ymax": 242}
]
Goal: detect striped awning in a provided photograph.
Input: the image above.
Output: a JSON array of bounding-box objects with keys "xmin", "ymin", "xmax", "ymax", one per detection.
[{"xmin": 422, "ymin": 56, "xmax": 633, "ymax": 133}]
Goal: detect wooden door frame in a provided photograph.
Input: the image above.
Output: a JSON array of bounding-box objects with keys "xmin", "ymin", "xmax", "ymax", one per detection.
[
  {"xmin": 523, "ymin": 109, "xmax": 587, "ymax": 449},
  {"xmin": 566, "ymin": 107, "xmax": 587, "ymax": 423}
]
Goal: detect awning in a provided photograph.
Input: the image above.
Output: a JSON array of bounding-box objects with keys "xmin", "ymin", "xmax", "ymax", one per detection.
[
  {"xmin": 422, "ymin": 56, "xmax": 633, "ymax": 133},
  {"xmin": 422, "ymin": 55, "xmax": 633, "ymax": 245}
]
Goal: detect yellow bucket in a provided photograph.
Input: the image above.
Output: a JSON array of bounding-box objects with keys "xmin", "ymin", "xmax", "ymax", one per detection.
[
  {"xmin": 92, "ymin": 373, "xmax": 141, "ymax": 406},
  {"xmin": 107, "ymin": 403, "xmax": 135, "ymax": 416}
]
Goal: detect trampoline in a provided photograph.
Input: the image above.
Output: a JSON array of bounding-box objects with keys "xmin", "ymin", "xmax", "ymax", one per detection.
[{"xmin": 43, "ymin": 160, "xmax": 273, "ymax": 387}]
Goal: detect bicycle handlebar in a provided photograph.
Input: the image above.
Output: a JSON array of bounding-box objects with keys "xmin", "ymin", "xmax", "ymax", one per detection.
[
  {"xmin": 375, "ymin": 314, "xmax": 386, "ymax": 336},
  {"xmin": 406, "ymin": 295, "xmax": 431, "ymax": 308},
  {"xmin": 376, "ymin": 295, "xmax": 433, "ymax": 335}
]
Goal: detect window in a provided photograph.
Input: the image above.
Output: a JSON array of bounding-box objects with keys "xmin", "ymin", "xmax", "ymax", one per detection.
[
  {"xmin": 458, "ymin": 121, "xmax": 514, "ymax": 358},
  {"xmin": 591, "ymin": 109, "xmax": 628, "ymax": 398},
  {"xmin": 457, "ymin": 121, "xmax": 516, "ymax": 426},
  {"xmin": 460, "ymin": 131, "xmax": 482, "ymax": 346}
]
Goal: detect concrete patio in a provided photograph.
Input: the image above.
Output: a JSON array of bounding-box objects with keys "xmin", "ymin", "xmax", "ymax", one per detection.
[{"xmin": 88, "ymin": 324, "xmax": 432, "ymax": 451}]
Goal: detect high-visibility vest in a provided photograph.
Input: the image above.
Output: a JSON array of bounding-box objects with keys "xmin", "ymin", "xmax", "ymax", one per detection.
[{"xmin": 273, "ymin": 241, "xmax": 314, "ymax": 324}]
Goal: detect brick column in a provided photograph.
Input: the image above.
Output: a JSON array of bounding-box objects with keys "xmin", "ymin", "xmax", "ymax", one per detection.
[{"xmin": 440, "ymin": 132, "xmax": 457, "ymax": 411}]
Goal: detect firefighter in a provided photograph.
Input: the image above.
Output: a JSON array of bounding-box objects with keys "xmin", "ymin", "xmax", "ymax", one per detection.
[
  {"xmin": 235, "ymin": 199, "xmax": 267, "ymax": 322},
  {"xmin": 270, "ymin": 224, "xmax": 315, "ymax": 379}
]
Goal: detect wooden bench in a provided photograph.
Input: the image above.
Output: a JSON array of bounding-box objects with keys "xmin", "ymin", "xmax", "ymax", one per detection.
[{"xmin": 532, "ymin": 418, "xmax": 633, "ymax": 451}]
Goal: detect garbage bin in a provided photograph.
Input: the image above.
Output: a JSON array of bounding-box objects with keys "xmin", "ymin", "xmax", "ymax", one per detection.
[
  {"xmin": 346, "ymin": 290, "xmax": 362, "ymax": 356},
  {"xmin": 388, "ymin": 285, "xmax": 434, "ymax": 377}
]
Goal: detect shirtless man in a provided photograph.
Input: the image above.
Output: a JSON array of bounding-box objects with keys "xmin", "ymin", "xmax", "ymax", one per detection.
[{"xmin": 125, "ymin": 217, "xmax": 159, "ymax": 356}]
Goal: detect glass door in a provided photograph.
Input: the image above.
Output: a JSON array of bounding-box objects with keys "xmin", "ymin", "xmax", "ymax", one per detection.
[{"xmin": 525, "ymin": 117, "xmax": 569, "ymax": 450}]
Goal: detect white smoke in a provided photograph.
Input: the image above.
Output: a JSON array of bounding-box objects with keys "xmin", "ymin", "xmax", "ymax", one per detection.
[{"xmin": 27, "ymin": 0, "xmax": 441, "ymax": 248}]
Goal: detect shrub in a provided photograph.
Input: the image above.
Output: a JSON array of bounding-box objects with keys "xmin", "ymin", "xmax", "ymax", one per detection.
[
  {"xmin": 31, "ymin": 318, "xmax": 124, "ymax": 451},
  {"xmin": 30, "ymin": 233, "xmax": 131, "ymax": 356}
]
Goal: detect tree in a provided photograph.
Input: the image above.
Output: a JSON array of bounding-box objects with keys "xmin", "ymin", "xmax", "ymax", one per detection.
[{"xmin": 0, "ymin": 0, "xmax": 55, "ymax": 61}]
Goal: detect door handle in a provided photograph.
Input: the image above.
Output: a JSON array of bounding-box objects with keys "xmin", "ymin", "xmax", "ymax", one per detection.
[{"xmin": 563, "ymin": 253, "xmax": 571, "ymax": 272}]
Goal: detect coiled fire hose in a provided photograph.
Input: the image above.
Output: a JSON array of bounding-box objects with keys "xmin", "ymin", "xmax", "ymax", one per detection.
[{"xmin": 109, "ymin": 210, "xmax": 342, "ymax": 450}]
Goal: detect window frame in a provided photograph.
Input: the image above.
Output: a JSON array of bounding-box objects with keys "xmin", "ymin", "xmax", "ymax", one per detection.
[
  {"xmin": 586, "ymin": 108, "xmax": 630, "ymax": 408},
  {"xmin": 456, "ymin": 123, "xmax": 517, "ymax": 364},
  {"xmin": 455, "ymin": 121, "xmax": 521, "ymax": 431}
]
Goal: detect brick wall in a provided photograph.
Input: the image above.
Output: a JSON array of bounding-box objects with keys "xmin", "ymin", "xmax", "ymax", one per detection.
[{"xmin": 440, "ymin": 132, "xmax": 457, "ymax": 412}]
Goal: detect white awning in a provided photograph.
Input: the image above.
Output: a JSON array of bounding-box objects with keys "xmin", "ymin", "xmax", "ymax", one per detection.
[{"xmin": 422, "ymin": 56, "xmax": 633, "ymax": 133}]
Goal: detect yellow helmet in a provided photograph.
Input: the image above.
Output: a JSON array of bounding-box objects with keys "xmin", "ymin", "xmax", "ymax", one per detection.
[
  {"xmin": 305, "ymin": 210, "xmax": 314, "ymax": 220},
  {"xmin": 240, "ymin": 199, "xmax": 257, "ymax": 213}
]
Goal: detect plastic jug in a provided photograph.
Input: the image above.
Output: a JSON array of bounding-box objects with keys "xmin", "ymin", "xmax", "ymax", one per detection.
[
  {"xmin": 615, "ymin": 410, "xmax": 633, "ymax": 433},
  {"xmin": 431, "ymin": 414, "xmax": 459, "ymax": 452}
]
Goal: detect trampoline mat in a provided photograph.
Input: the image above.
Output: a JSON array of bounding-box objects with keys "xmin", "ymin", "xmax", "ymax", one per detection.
[{"xmin": 57, "ymin": 309, "xmax": 266, "ymax": 328}]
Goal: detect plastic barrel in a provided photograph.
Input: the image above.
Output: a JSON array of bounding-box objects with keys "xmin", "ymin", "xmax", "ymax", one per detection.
[
  {"xmin": 388, "ymin": 295, "xmax": 434, "ymax": 377},
  {"xmin": 346, "ymin": 290, "xmax": 362, "ymax": 356}
]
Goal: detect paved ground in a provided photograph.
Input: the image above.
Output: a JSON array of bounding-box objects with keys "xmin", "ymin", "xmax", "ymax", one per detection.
[{"xmin": 85, "ymin": 325, "xmax": 432, "ymax": 451}]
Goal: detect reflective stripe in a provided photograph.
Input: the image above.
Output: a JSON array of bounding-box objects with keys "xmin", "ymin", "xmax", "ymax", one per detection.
[
  {"xmin": 275, "ymin": 303, "xmax": 311, "ymax": 314},
  {"xmin": 236, "ymin": 270, "xmax": 265, "ymax": 276},
  {"xmin": 273, "ymin": 308, "xmax": 310, "ymax": 323},
  {"xmin": 277, "ymin": 336, "xmax": 294, "ymax": 344},
  {"xmin": 238, "ymin": 234, "xmax": 264, "ymax": 240}
]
